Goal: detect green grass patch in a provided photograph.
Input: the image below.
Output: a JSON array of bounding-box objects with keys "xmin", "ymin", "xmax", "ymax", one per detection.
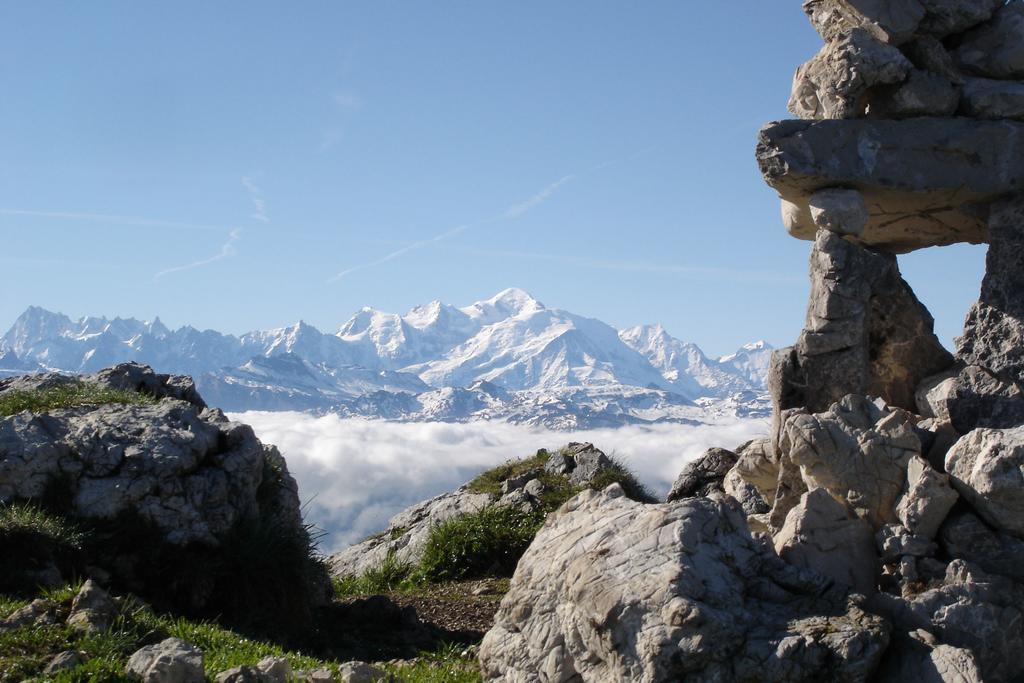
[
  {"xmin": 415, "ymin": 505, "xmax": 545, "ymax": 584},
  {"xmin": 590, "ymin": 455, "xmax": 657, "ymax": 504},
  {"xmin": 386, "ymin": 643, "xmax": 482, "ymax": 683},
  {"xmin": 333, "ymin": 552, "xmax": 414, "ymax": 597},
  {"xmin": 465, "ymin": 449, "xmax": 551, "ymax": 496},
  {"xmin": 0, "ymin": 381, "xmax": 157, "ymax": 417}
]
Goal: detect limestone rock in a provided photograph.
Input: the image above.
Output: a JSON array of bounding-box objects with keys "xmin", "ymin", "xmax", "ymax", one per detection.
[
  {"xmin": 918, "ymin": 0, "xmax": 1005, "ymax": 37},
  {"xmin": 780, "ymin": 395, "xmax": 919, "ymax": 529},
  {"xmin": 940, "ymin": 510, "xmax": 1024, "ymax": 582},
  {"xmin": 896, "ymin": 456, "xmax": 958, "ymax": 538},
  {"xmin": 960, "ymin": 77, "xmax": 1024, "ymax": 120},
  {"xmin": 875, "ymin": 629, "xmax": 983, "ymax": 683},
  {"xmin": 902, "ymin": 561, "xmax": 1024, "ymax": 682},
  {"xmin": 774, "ymin": 488, "xmax": 878, "ymax": 594},
  {"xmin": 802, "ymin": 0, "xmax": 925, "ymax": 44},
  {"xmin": 807, "ymin": 188, "xmax": 869, "ymax": 236},
  {"xmin": 67, "ymin": 579, "xmax": 116, "ymax": 633},
  {"xmin": 953, "ymin": 1, "xmax": 1024, "ymax": 80},
  {"xmin": 770, "ymin": 231, "xmax": 953, "ymax": 419},
  {"xmin": 480, "ymin": 485, "xmax": 890, "ymax": 681},
  {"xmin": 757, "ymin": 118, "xmax": 1024, "ymax": 251},
  {"xmin": 876, "ymin": 523, "xmax": 936, "ymax": 561},
  {"xmin": 126, "ymin": 637, "xmax": 204, "ymax": 683},
  {"xmin": 917, "ymin": 365, "xmax": 1024, "ymax": 433},
  {"xmin": 544, "ymin": 442, "xmax": 613, "ymax": 487},
  {"xmin": 868, "ymin": 69, "xmax": 960, "ymax": 118},
  {"xmin": 666, "ymin": 447, "xmax": 737, "ymax": 501},
  {"xmin": 957, "ymin": 196, "xmax": 1024, "ymax": 384},
  {"xmin": 789, "ymin": 29, "xmax": 913, "ymax": 119},
  {"xmin": 214, "ymin": 666, "xmax": 264, "ymax": 683},
  {"xmin": 945, "ymin": 426, "xmax": 1024, "ymax": 538}
]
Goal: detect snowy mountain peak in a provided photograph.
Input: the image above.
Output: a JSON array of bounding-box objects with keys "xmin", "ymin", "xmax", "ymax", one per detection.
[{"xmin": 460, "ymin": 287, "xmax": 544, "ymax": 325}]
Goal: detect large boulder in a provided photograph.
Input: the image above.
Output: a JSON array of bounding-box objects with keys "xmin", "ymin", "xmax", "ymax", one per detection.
[
  {"xmin": 757, "ymin": 118, "xmax": 1024, "ymax": 251},
  {"xmin": 916, "ymin": 364, "xmax": 1024, "ymax": 433},
  {"xmin": 480, "ymin": 486, "xmax": 890, "ymax": 682},
  {"xmin": 769, "ymin": 231, "xmax": 953, "ymax": 426},
  {"xmin": 945, "ymin": 425, "xmax": 1024, "ymax": 538},
  {"xmin": 940, "ymin": 510, "xmax": 1024, "ymax": 582},
  {"xmin": 789, "ymin": 29, "xmax": 912, "ymax": 119},
  {"xmin": 895, "ymin": 456, "xmax": 958, "ymax": 539},
  {"xmin": 778, "ymin": 395, "xmax": 920, "ymax": 529}
]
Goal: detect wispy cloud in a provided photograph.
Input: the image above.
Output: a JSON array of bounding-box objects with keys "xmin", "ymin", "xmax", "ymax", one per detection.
[
  {"xmin": 447, "ymin": 245, "xmax": 804, "ymax": 285},
  {"xmin": 327, "ymin": 174, "xmax": 574, "ymax": 283},
  {"xmin": 241, "ymin": 177, "xmax": 269, "ymax": 223},
  {"xmin": 154, "ymin": 228, "xmax": 243, "ymax": 281},
  {"xmin": 0, "ymin": 209, "xmax": 228, "ymax": 232},
  {"xmin": 319, "ymin": 90, "xmax": 363, "ymax": 153}
]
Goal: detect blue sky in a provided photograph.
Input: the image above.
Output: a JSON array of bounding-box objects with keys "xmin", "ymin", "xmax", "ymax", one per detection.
[{"xmin": 0, "ymin": 2, "xmax": 986, "ymax": 357}]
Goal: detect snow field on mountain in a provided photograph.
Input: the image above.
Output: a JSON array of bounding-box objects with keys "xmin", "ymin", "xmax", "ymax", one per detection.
[{"xmin": 236, "ymin": 411, "xmax": 769, "ymax": 552}]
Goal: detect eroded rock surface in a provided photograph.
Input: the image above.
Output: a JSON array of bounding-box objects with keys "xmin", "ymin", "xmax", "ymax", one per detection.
[
  {"xmin": 945, "ymin": 425, "xmax": 1024, "ymax": 538},
  {"xmin": 666, "ymin": 446, "xmax": 737, "ymax": 501},
  {"xmin": 480, "ymin": 486, "xmax": 890, "ymax": 682}
]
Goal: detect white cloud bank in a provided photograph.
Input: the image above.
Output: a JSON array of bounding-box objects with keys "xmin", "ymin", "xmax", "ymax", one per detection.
[{"xmin": 232, "ymin": 412, "xmax": 769, "ymax": 552}]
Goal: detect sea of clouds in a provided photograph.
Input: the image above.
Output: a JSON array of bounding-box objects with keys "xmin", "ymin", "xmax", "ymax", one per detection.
[{"xmin": 232, "ymin": 412, "xmax": 769, "ymax": 552}]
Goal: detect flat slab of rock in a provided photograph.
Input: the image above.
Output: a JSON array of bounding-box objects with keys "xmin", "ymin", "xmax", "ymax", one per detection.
[
  {"xmin": 757, "ymin": 118, "xmax": 1024, "ymax": 251},
  {"xmin": 480, "ymin": 485, "xmax": 890, "ymax": 681}
]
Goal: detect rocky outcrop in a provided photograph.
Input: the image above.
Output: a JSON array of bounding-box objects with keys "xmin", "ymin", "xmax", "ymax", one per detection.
[
  {"xmin": 769, "ymin": 230, "xmax": 952, "ymax": 428},
  {"xmin": 0, "ymin": 363, "xmax": 328, "ymax": 633},
  {"xmin": 480, "ymin": 486, "xmax": 890, "ymax": 682}
]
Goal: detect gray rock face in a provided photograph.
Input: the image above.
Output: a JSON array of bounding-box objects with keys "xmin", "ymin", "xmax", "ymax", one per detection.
[
  {"xmin": 953, "ymin": 1, "xmax": 1024, "ymax": 79},
  {"xmin": 869, "ymin": 69, "xmax": 960, "ymax": 118},
  {"xmin": 126, "ymin": 637, "xmax": 205, "ymax": 683},
  {"xmin": 789, "ymin": 29, "xmax": 913, "ymax": 119},
  {"xmin": 802, "ymin": 0, "xmax": 925, "ymax": 44},
  {"xmin": 945, "ymin": 426, "xmax": 1024, "ymax": 538},
  {"xmin": 940, "ymin": 510, "xmax": 1024, "ymax": 582},
  {"xmin": 0, "ymin": 392, "xmax": 294, "ymax": 547},
  {"xmin": 774, "ymin": 488, "xmax": 878, "ymax": 594},
  {"xmin": 918, "ymin": 0, "xmax": 1005, "ymax": 37},
  {"xmin": 769, "ymin": 231, "xmax": 953, "ymax": 421},
  {"xmin": 957, "ymin": 196, "xmax": 1024, "ymax": 385},
  {"xmin": 480, "ymin": 486, "xmax": 890, "ymax": 682},
  {"xmin": 44, "ymin": 650, "xmax": 85, "ymax": 675},
  {"xmin": 901, "ymin": 561, "xmax": 1024, "ymax": 682},
  {"xmin": 666, "ymin": 446, "xmax": 737, "ymax": 502},
  {"xmin": 779, "ymin": 395, "xmax": 919, "ymax": 529},
  {"xmin": 757, "ymin": 118, "xmax": 1024, "ymax": 251},
  {"xmin": 729, "ymin": 437, "xmax": 781, "ymax": 504},
  {"xmin": 960, "ymin": 77, "xmax": 1024, "ymax": 120}
]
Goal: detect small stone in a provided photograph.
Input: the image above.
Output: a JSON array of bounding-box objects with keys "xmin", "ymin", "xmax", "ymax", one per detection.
[
  {"xmin": 338, "ymin": 661, "xmax": 386, "ymax": 683},
  {"xmin": 44, "ymin": 650, "xmax": 84, "ymax": 675},
  {"xmin": 126, "ymin": 637, "xmax": 204, "ymax": 683},
  {"xmin": 67, "ymin": 580, "xmax": 116, "ymax": 634},
  {"xmin": 256, "ymin": 657, "xmax": 291, "ymax": 682}
]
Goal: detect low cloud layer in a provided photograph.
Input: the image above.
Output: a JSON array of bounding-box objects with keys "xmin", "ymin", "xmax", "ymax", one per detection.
[{"xmin": 233, "ymin": 413, "xmax": 768, "ymax": 552}]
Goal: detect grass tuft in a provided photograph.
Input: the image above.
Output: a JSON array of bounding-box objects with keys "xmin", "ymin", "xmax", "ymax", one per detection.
[
  {"xmin": 0, "ymin": 382, "xmax": 157, "ymax": 417},
  {"xmin": 465, "ymin": 449, "xmax": 551, "ymax": 496},
  {"xmin": 0, "ymin": 504, "xmax": 84, "ymax": 596},
  {"xmin": 333, "ymin": 553, "xmax": 413, "ymax": 597}
]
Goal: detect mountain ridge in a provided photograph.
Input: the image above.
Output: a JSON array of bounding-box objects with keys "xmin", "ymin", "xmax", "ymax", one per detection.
[{"xmin": 0, "ymin": 289, "xmax": 773, "ymax": 428}]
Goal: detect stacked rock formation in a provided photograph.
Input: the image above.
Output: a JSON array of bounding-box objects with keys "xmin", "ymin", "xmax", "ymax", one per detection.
[{"xmin": 480, "ymin": 2, "xmax": 1024, "ymax": 681}]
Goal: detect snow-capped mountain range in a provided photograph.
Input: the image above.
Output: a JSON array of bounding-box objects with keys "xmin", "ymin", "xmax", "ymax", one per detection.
[{"xmin": 0, "ymin": 289, "xmax": 773, "ymax": 428}]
